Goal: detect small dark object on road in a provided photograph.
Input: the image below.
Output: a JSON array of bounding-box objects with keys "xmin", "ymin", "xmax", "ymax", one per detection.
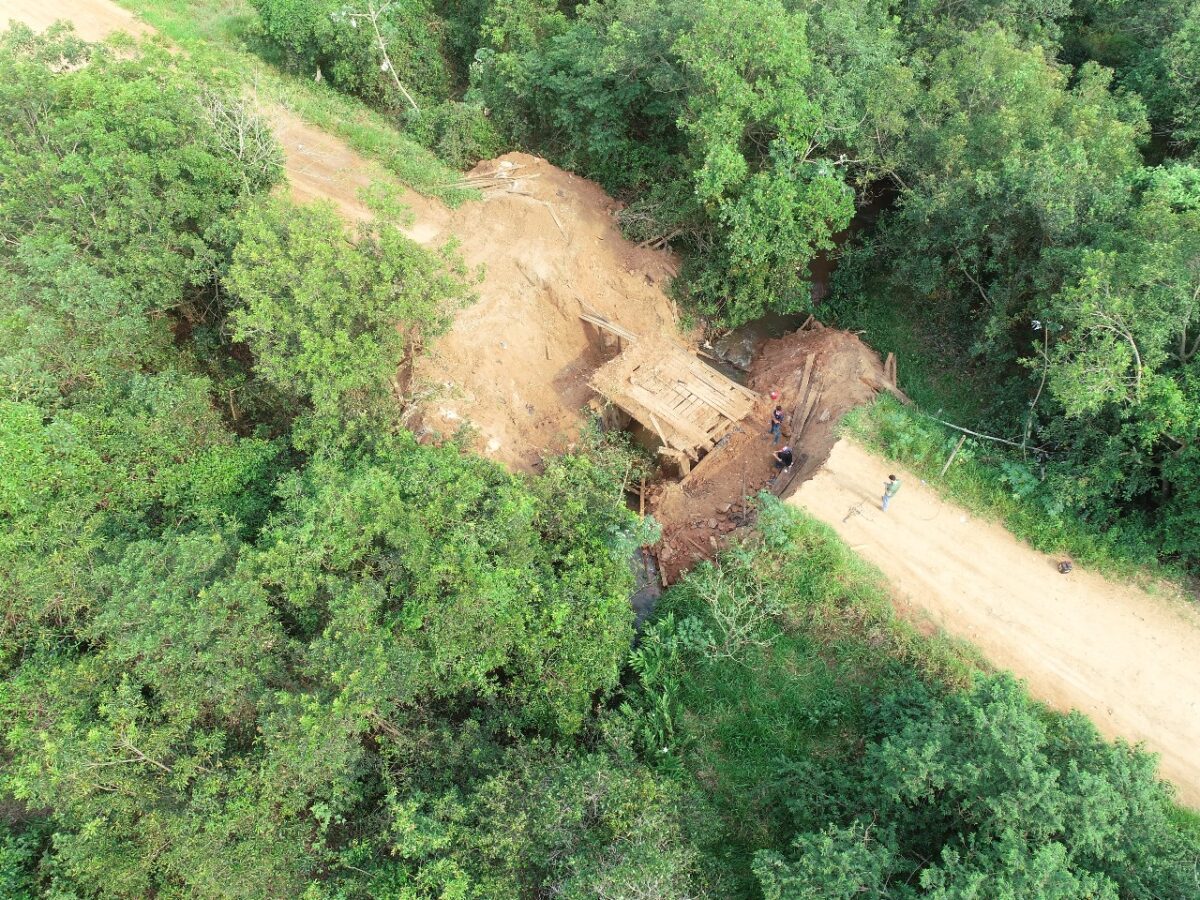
[{"xmin": 1058, "ymin": 560, "xmax": 1073, "ymax": 574}]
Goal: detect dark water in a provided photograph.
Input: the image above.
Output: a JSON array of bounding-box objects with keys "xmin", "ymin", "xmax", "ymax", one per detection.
[
  {"xmin": 709, "ymin": 310, "xmax": 811, "ymax": 371},
  {"xmin": 630, "ymin": 548, "xmax": 662, "ymax": 631}
]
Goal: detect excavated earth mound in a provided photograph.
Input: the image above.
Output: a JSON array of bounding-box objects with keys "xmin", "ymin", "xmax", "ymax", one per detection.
[
  {"xmin": 0, "ymin": 0, "xmax": 684, "ymax": 473},
  {"xmin": 407, "ymin": 154, "xmax": 683, "ymax": 471},
  {"xmin": 649, "ymin": 323, "xmax": 892, "ymax": 583}
]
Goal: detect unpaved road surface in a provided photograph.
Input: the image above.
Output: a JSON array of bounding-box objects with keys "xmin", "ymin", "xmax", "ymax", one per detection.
[
  {"xmin": 791, "ymin": 439, "xmax": 1200, "ymax": 808},
  {"xmin": 1, "ymin": 0, "xmax": 150, "ymax": 39},
  {"xmin": 0, "ymin": 0, "xmax": 442, "ymax": 237}
]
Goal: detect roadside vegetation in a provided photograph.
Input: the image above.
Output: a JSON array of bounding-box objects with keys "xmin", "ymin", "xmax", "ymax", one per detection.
[
  {"xmin": 4, "ymin": 2, "xmax": 1200, "ymax": 897},
  {"xmin": 116, "ymin": 0, "xmax": 474, "ymax": 200},
  {"xmin": 623, "ymin": 498, "xmax": 1200, "ymax": 896}
]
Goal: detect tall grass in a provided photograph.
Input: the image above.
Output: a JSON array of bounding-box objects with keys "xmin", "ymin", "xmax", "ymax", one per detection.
[{"xmin": 112, "ymin": 0, "xmax": 475, "ymax": 204}]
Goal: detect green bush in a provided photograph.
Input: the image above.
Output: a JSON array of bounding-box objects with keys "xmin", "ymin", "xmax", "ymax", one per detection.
[
  {"xmin": 403, "ymin": 99, "xmax": 503, "ymax": 169},
  {"xmin": 250, "ymin": 0, "xmax": 452, "ymax": 109}
]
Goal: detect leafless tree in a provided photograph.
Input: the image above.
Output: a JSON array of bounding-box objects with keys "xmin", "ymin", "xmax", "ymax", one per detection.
[
  {"xmin": 339, "ymin": 1, "xmax": 420, "ymax": 112},
  {"xmin": 196, "ymin": 88, "xmax": 281, "ymax": 191},
  {"xmin": 692, "ymin": 562, "xmax": 780, "ymax": 665}
]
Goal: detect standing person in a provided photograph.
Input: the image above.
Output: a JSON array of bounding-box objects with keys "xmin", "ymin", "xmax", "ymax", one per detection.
[
  {"xmin": 773, "ymin": 444, "xmax": 794, "ymax": 472},
  {"xmin": 882, "ymin": 474, "xmax": 901, "ymax": 511},
  {"xmin": 768, "ymin": 405, "xmax": 785, "ymax": 443}
]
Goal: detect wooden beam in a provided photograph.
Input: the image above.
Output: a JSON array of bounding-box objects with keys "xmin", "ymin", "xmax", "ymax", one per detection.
[
  {"xmin": 579, "ymin": 312, "xmax": 638, "ymax": 343},
  {"xmin": 795, "ymin": 353, "xmax": 815, "ymax": 410},
  {"xmin": 939, "ymin": 433, "xmax": 967, "ymax": 478},
  {"xmin": 672, "ymin": 379, "xmax": 745, "ymax": 422},
  {"xmin": 686, "ymin": 358, "xmax": 760, "ymax": 401},
  {"xmin": 796, "ymin": 387, "xmax": 821, "ymax": 440},
  {"xmin": 623, "ymin": 382, "xmax": 712, "ymax": 448},
  {"xmin": 647, "ymin": 411, "xmax": 669, "ymax": 447}
]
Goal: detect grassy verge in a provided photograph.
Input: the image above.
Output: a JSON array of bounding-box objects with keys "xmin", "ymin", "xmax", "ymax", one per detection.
[
  {"xmin": 112, "ymin": 0, "xmax": 475, "ymax": 204},
  {"xmin": 827, "ymin": 278, "xmax": 994, "ymax": 424},
  {"xmin": 630, "ymin": 499, "xmax": 979, "ymax": 893},
  {"xmin": 841, "ymin": 395, "xmax": 1189, "ymax": 590}
]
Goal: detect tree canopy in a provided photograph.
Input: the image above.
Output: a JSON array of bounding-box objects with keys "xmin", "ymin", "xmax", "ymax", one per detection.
[{"xmin": 5, "ymin": 4, "xmax": 1200, "ymax": 897}]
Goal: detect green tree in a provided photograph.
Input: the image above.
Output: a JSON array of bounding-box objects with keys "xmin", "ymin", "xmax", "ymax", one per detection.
[
  {"xmin": 250, "ymin": 0, "xmax": 452, "ymax": 107},
  {"xmin": 862, "ymin": 27, "xmax": 1144, "ymax": 376},
  {"xmin": 673, "ymin": 0, "xmax": 854, "ymax": 324},
  {"xmin": 0, "ymin": 26, "xmax": 275, "ymax": 310},
  {"xmin": 1032, "ymin": 163, "xmax": 1200, "ymax": 561},
  {"xmin": 1066, "ymin": 0, "xmax": 1200, "ymax": 156},
  {"xmin": 226, "ymin": 198, "xmax": 474, "ymax": 421},
  {"xmin": 766, "ymin": 675, "xmax": 1199, "ymax": 897}
]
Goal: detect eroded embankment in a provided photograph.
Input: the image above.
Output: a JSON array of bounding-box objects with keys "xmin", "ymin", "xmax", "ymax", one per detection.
[
  {"xmin": 648, "ymin": 322, "xmax": 898, "ymax": 583},
  {"xmin": 2, "ymin": 0, "xmax": 685, "ymax": 474}
]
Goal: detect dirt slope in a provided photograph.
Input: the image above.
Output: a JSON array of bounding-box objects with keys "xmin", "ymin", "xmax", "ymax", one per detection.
[
  {"xmin": 407, "ymin": 155, "xmax": 680, "ymax": 471},
  {"xmin": 651, "ymin": 323, "xmax": 889, "ymax": 582},
  {"xmin": 791, "ymin": 439, "xmax": 1200, "ymax": 808},
  {"xmin": 1, "ymin": 0, "xmax": 150, "ymax": 40},
  {"xmin": 3, "ymin": 0, "xmax": 683, "ymax": 470}
]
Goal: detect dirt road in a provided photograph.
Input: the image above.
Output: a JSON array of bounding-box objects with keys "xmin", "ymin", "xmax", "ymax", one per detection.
[
  {"xmin": 1, "ymin": 0, "xmax": 150, "ymax": 39},
  {"xmin": 791, "ymin": 439, "xmax": 1200, "ymax": 807}
]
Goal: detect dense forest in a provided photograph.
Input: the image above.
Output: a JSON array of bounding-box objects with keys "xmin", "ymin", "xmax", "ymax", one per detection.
[
  {"xmin": 246, "ymin": 0, "xmax": 1200, "ymax": 571},
  {"xmin": 2, "ymin": 1, "xmax": 1200, "ymax": 897}
]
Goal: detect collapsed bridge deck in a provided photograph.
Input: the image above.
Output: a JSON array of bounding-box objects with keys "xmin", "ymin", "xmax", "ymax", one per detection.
[{"xmin": 589, "ymin": 339, "xmax": 760, "ymax": 462}]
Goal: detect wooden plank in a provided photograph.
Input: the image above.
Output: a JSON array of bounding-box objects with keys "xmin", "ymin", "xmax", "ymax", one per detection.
[
  {"xmin": 647, "ymin": 411, "xmax": 668, "ymax": 446},
  {"xmin": 794, "ymin": 353, "xmax": 815, "ymax": 413},
  {"xmin": 611, "ymin": 392, "xmax": 692, "ymax": 450},
  {"xmin": 668, "ymin": 387, "xmax": 697, "ymax": 412},
  {"xmin": 795, "ymin": 387, "xmax": 821, "ymax": 440},
  {"xmin": 687, "ymin": 358, "xmax": 760, "ymax": 401},
  {"xmin": 625, "ymin": 379, "xmax": 705, "ymax": 433},
  {"xmin": 624, "ymin": 383, "xmax": 711, "ymax": 447},
  {"xmin": 579, "ymin": 312, "xmax": 638, "ymax": 343},
  {"xmin": 687, "ymin": 367, "xmax": 755, "ymax": 407},
  {"xmin": 673, "ymin": 378, "xmax": 746, "ymax": 422}
]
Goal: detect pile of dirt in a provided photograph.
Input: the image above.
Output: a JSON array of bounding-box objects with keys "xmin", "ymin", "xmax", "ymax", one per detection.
[
  {"xmin": 649, "ymin": 322, "xmax": 892, "ymax": 583},
  {"xmin": 406, "ymin": 154, "xmax": 683, "ymax": 471}
]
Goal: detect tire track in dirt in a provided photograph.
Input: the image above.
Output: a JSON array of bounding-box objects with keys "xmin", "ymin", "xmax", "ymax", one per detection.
[{"xmin": 791, "ymin": 439, "xmax": 1200, "ymax": 808}]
